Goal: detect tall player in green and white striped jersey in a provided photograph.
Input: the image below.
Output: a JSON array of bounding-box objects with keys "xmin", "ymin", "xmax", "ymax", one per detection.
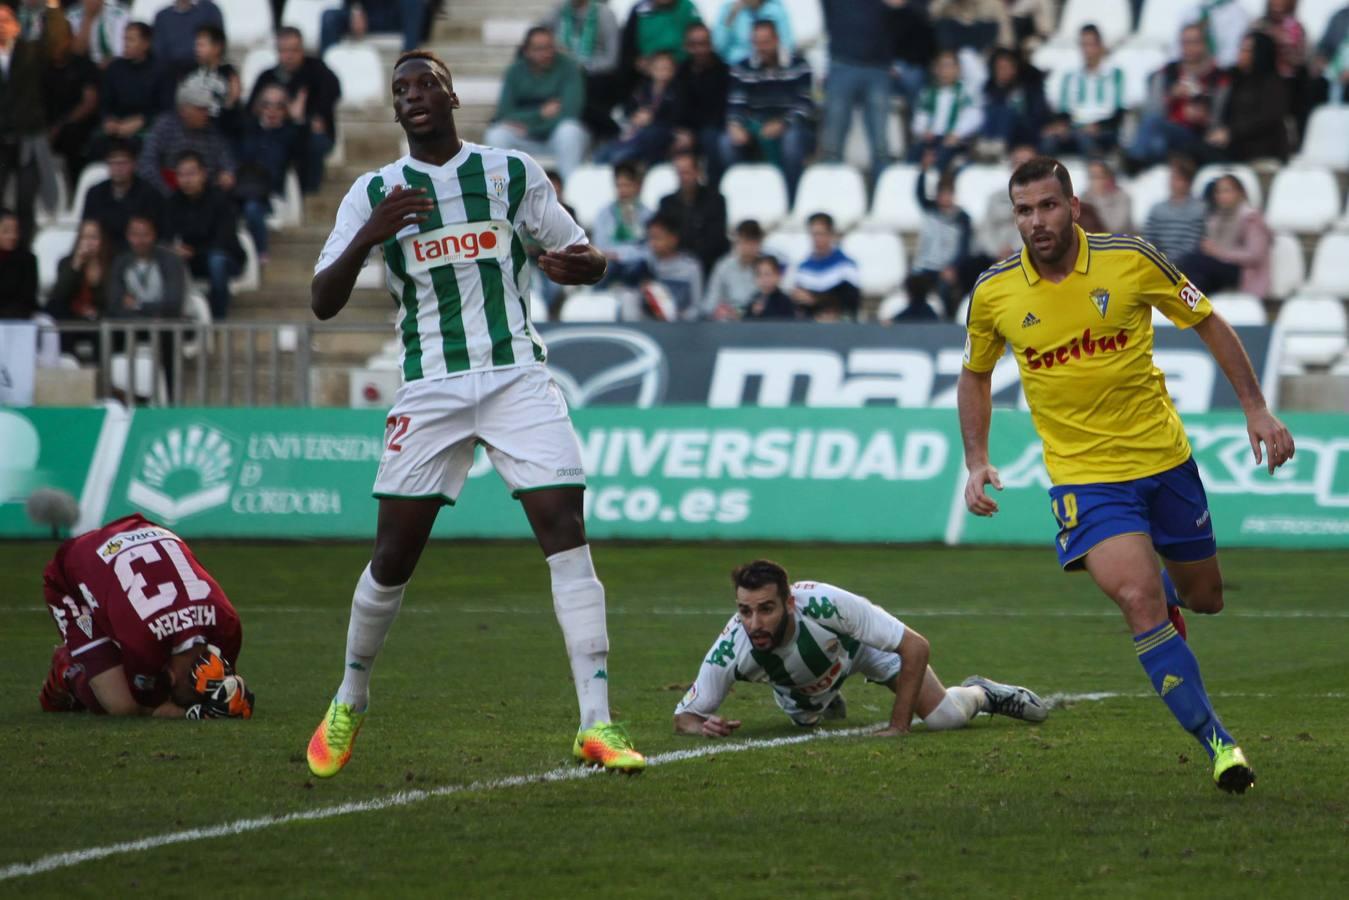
[
  {"xmin": 305, "ymin": 51, "xmax": 644, "ymax": 777},
  {"xmin": 674, "ymin": 561, "xmax": 1049, "ymax": 738}
]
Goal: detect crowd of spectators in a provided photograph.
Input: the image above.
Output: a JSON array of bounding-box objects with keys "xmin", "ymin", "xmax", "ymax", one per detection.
[
  {"xmin": 497, "ymin": 0, "xmax": 1349, "ymax": 323},
  {"xmin": 0, "ymin": 0, "xmax": 358, "ymax": 326}
]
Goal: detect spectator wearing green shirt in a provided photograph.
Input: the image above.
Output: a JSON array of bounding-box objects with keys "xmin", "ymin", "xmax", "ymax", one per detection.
[
  {"xmin": 483, "ymin": 26, "xmax": 589, "ymax": 177},
  {"xmin": 619, "ymin": 0, "xmax": 702, "ymax": 93}
]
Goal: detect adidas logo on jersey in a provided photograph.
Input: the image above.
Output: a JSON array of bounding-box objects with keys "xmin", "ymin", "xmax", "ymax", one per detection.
[
  {"xmin": 1160, "ymin": 674, "xmax": 1184, "ymax": 696},
  {"xmin": 1022, "ymin": 312, "xmax": 1041, "ymax": 328}
]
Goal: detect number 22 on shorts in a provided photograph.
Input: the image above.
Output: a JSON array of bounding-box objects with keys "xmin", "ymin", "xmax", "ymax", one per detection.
[
  {"xmin": 1052, "ymin": 492, "xmax": 1079, "ymax": 530},
  {"xmin": 385, "ymin": 415, "xmax": 411, "ymax": 452}
]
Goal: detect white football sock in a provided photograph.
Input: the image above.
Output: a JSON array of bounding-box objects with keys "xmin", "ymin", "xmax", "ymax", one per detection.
[
  {"xmin": 548, "ymin": 544, "xmax": 610, "ymax": 730},
  {"xmin": 922, "ymin": 685, "xmax": 987, "ymax": 731},
  {"xmin": 335, "ymin": 564, "xmax": 405, "ymax": 711}
]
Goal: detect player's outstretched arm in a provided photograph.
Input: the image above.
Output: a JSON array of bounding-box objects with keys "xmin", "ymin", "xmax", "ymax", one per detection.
[
  {"xmin": 1192, "ymin": 312, "xmax": 1295, "ymax": 473},
  {"xmin": 311, "ymin": 185, "xmax": 434, "ymax": 320},
  {"xmin": 88, "ymin": 667, "xmax": 150, "ymax": 716},
  {"xmin": 537, "ymin": 244, "xmax": 608, "ymax": 286},
  {"xmin": 674, "ymin": 712, "xmax": 742, "ymax": 738},
  {"xmin": 957, "ymin": 367, "xmax": 1003, "ymax": 516},
  {"xmin": 877, "ymin": 628, "xmax": 930, "ymax": 736}
]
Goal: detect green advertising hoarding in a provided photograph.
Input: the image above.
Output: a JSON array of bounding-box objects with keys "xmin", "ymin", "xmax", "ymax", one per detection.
[{"xmin": 2, "ymin": 407, "xmax": 1347, "ymax": 547}]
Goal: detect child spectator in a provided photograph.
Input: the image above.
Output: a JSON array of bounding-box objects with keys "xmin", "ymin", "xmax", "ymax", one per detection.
[
  {"xmin": 1143, "ymin": 154, "xmax": 1208, "ymax": 262},
  {"xmin": 909, "ymin": 50, "xmax": 982, "ymax": 173},
  {"xmin": 743, "ymin": 253, "xmax": 797, "ymax": 319},
  {"xmin": 1180, "ymin": 174, "xmax": 1272, "ymax": 297},
  {"xmin": 793, "ymin": 212, "xmax": 860, "ymax": 320},
  {"xmin": 906, "ymin": 166, "xmax": 973, "ymax": 319},
  {"xmin": 705, "ymin": 219, "xmax": 765, "ymax": 317}
]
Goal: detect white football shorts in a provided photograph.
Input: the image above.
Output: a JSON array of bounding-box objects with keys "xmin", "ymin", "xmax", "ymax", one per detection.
[{"xmin": 372, "ymin": 364, "xmax": 587, "ymax": 504}]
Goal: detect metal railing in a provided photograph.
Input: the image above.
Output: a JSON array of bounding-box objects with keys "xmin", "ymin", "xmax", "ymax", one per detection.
[{"xmin": 38, "ymin": 320, "xmax": 391, "ymax": 408}]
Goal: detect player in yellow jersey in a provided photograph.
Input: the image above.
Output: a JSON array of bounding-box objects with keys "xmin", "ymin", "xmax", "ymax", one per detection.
[{"xmin": 957, "ymin": 157, "xmax": 1294, "ymax": 793}]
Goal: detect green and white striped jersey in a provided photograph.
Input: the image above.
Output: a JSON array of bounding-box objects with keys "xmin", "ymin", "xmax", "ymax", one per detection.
[
  {"xmin": 675, "ymin": 582, "xmax": 907, "ymax": 722},
  {"xmin": 316, "ymin": 142, "xmax": 587, "ymax": 382}
]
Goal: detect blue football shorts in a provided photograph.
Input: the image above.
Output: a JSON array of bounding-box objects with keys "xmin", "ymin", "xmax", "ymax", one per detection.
[{"xmin": 1047, "ymin": 457, "xmax": 1217, "ymax": 571}]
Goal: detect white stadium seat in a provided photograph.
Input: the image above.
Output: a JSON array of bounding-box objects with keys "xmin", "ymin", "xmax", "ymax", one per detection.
[
  {"xmin": 61, "ymin": 163, "xmax": 109, "ymax": 225},
  {"xmin": 1266, "ymin": 167, "xmax": 1342, "ymax": 233},
  {"xmin": 1276, "ymin": 295, "xmax": 1349, "ymax": 370},
  {"xmin": 1030, "ymin": 43, "xmax": 1081, "ymax": 75},
  {"xmin": 1269, "ymin": 233, "xmax": 1306, "ymax": 299},
  {"xmin": 1152, "ymin": 306, "xmax": 1176, "ymax": 327},
  {"xmin": 529, "ymin": 291, "xmax": 549, "ymax": 323},
  {"xmin": 1209, "ymin": 292, "xmax": 1268, "ymax": 325},
  {"xmin": 1307, "ymin": 232, "xmax": 1349, "ymax": 296},
  {"xmin": 1298, "ymin": 0, "xmax": 1346, "ymax": 46},
  {"xmin": 791, "ymin": 164, "xmax": 868, "ymax": 231},
  {"xmin": 219, "ymin": 0, "xmax": 274, "ymax": 50},
  {"xmin": 640, "ymin": 163, "xmax": 678, "ymax": 212},
  {"xmin": 130, "ymin": 0, "xmax": 173, "ymax": 21},
  {"xmin": 562, "ymin": 164, "xmax": 615, "ymax": 231},
  {"xmin": 33, "ymin": 226, "xmax": 77, "ymax": 294},
  {"xmin": 281, "ymin": 0, "xmax": 329, "ymax": 51},
  {"xmin": 783, "ymin": 0, "xmax": 824, "ymax": 48},
  {"xmin": 843, "ymin": 106, "xmax": 905, "ymax": 172},
  {"xmin": 720, "ymin": 164, "xmax": 789, "ymax": 230},
  {"xmin": 954, "ymin": 164, "xmax": 1011, "ymax": 224},
  {"xmin": 863, "ymin": 164, "xmax": 925, "ymax": 232},
  {"xmin": 559, "ymin": 291, "xmax": 620, "ymax": 322},
  {"xmin": 763, "ymin": 230, "xmax": 810, "ymax": 267},
  {"xmin": 241, "ymin": 47, "xmax": 278, "ymax": 96},
  {"xmin": 841, "ymin": 232, "xmax": 907, "ymax": 297},
  {"xmin": 1049, "ymin": 0, "xmax": 1133, "ymax": 48},
  {"xmin": 1193, "ymin": 163, "xmax": 1262, "ymax": 209},
  {"xmin": 1128, "ymin": 0, "xmax": 1189, "ymax": 50},
  {"xmin": 481, "ymin": 18, "xmax": 530, "ymax": 47},
  {"xmin": 1295, "ymin": 106, "xmax": 1349, "ymax": 171},
  {"xmin": 1129, "ymin": 164, "xmax": 1171, "ymax": 229},
  {"xmin": 325, "ymin": 43, "xmax": 386, "ymax": 108},
  {"xmin": 876, "ymin": 292, "xmax": 909, "ymax": 321},
  {"xmin": 1110, "ymin": 45, "xmax": 1169, "ymax": 108}
]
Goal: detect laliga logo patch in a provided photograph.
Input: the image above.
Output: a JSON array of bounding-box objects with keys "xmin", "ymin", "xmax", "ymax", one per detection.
[{"xmin": 402, "ymin": 220, "xmax": 511, "ymax": 273}]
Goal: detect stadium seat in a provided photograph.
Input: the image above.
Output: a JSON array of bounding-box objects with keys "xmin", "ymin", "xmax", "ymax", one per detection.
[
  {"xmin": 181, "ymin": 290, "xmax": 213, "ymax": 361},
  {"xmin": 1266, "ymin": 167, "xmax": 1341, "ymax": 233},
  {"xmin": 720, "ymin": 164, "xmax": 789, "ymax": 230},
  {"xmin": 241, "ymin": 47, "xmax": 278, "ymax": 96},
  {"xmin": 562, "ymin": 164, "xmax": 615, "ymax": 230},
  {"xmin": 559, "ymin": 290, "xmax": 620, "ymax": 322},
  {"xmin": 791, "ymin": 164, "xmax": 868, "ymax": 231},
  {"xmin": 130, "ymin": 0, "xmax": 173, "ymax": 22},
  {"xmin": 783, "ymin": 0, "xmax": 824, "ymax": 48},
  {"xmin": 843, "ymin": 106, "xmax": 905, "ymax": 171},
  {"xmin": 1276, "ymin": 295, "xmax": 1349, "ymax": 370},
  {"xmin": 1269, "ymin": 233, "xmax": 1306, "ymax": 299},
  {"xmin": 954, "ymin": 294, "xmax": 971, "ymax": 324},
  {"xmin": 481, "ymin": 18, "xmax": 530, "ymax": 46},
  {"xmin": 1110, "ymin": 45, "xmax": 1169, "ymax": 108},
  {"xmin": 61, "ymin": 162, "xmax": 109, "ymax": 225},
  {"xmin": 355, "ymin": 253, "xmax": 385, "ymax": 289},
  {"xmin": 763, "ymin": 229, "xmax": 811, "ymax": 267},
  {"xmin": 1126, "ymin": 0, "xmax": 1189, "ymax": 51},
  {"xmin": 1151, "ymin": 306, "xmax": 1176, "ymax": 327},
  {"xmin": 954, "ymin": 164, "xmax": 1011, "ymax": 224},
  {"xmin": 325, "ymin": 43, "xmax": 386, "ymax": 108},
  {"xmin": 1129, "ymin": 164, "xmax": 1173, "ymax": 230},
  {"xmin": 34, "ymin": 170, "xmax": 68, "ymax": 228},
  {"xmin": 1307, "ymin": 233, "xmax": 1349, "ymax": 295},
  {"xmin": 1298, "ymin": 0, "xmax": 1345, "ymax": 47},
  {"xmin": 281, "ymin": 0, "xmax": 329, "ymax": 50},
  {"xmin": 1295, "ymin": 106, "xmax": 1349, "ymax": 171},
  {"xmin": 1209, "ymin": 292, "xmax": 1268, "ymax": 325},
  {"xmin": 1193, "ymin": 163, "xmax": 1262, "ymax": 209},
  {"xmin": 1048, "ymin": 0, "xmax": 1133, "ymax": 48},
  {"xmin": 862, "ymin": 163, "xmax": 925, "ymax": 233},
  {"xmin": 1030, "ymin": 42, "xmax": 1081, "ymax": 76},
  {"xmin": 640, "ymin": 162, "xmax": 678, "ymax": 212},
  {"xmin": 876, "ymin": 292, "xmax": 909, "ymax": 321},
  {"xmin": 109, "ymin": 346, "xmax": 168, "ymax": 405},
  {"xmin": 841, "ymin": 232, "xmax": 906, "ymax": 297},
  {"xmin": 219, "ymin": 0, "xmax": 274, "ymax": 49},
  {"xmin": 33, "ymin": 226, "xmax": 77, "ymax": 294}
]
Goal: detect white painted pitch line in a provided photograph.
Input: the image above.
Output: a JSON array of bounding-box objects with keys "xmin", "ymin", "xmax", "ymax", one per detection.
[
  {"xmin": 0, "ymin": 724, "xmax": 883, "ymax": 883},
  {"xmin": 3, "ymin": 607, "xmax": 1348, "ymax": 619}
]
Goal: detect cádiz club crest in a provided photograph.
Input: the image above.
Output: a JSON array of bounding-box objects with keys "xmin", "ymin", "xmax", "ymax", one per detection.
[{"xmin": 1089, "ymin": 288, "xmax": 1110, "ymax": 318}]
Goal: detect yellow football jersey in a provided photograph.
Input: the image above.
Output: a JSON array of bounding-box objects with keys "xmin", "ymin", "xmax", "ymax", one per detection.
[{"xmin": 963, "ymin": 226, "xmax": 1213, "ymax": 485}]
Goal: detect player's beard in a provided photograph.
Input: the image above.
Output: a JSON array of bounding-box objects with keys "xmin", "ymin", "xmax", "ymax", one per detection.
[
  {"xmin": 748, "ymin": 612, "xmax": 792, "ymax": 649},
  {"xmin": 1030, "ymin": 219, "xmax": 1074, "ymax": 266}
]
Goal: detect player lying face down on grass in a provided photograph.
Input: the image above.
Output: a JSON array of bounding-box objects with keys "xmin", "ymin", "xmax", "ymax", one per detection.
[
  {"xmin": 37, "ymin": 513, "xmax": 254, "ymax": 720},
  {"xmin": 673, "ymin": 560, "xmax": 1047, "ymax": 738}
]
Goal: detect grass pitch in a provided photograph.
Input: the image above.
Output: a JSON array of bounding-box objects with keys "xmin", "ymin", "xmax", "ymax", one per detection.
[{"xmin": 1, "ymin": 541, "xmax": 1346, "ymax": 898}]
